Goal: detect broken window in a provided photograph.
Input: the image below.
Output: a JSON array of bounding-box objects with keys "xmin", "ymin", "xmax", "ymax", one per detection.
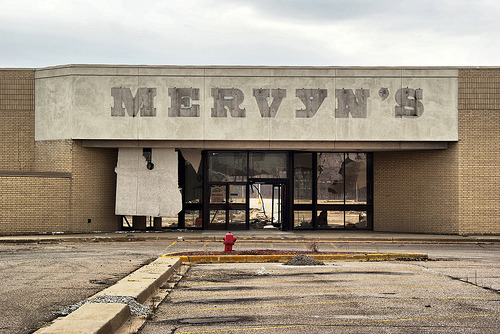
[
  {"xmin": 317, "ymin": 153, "xmax": 344, "ymax": 204},
  {"xmin": 294, "ymin": 210, "xmax": 313, "ymax": 229},
  {"xmin": 183, "ymin": 157, "xmax": 203, "ymax": 204},
  {"xmin": 249, "ymin": 152, "xmax": 287, "ymax": 178},
  {"xmin": 344, "ymin": 153, "xmax": 367, "ymax": 204},
  {"xmin": 294, "ymin": 153, "xmax": 313, "ymax": 204},
  {"xmin": 208, "ymin": 152, "xmax": 247, "ymax": 182}
]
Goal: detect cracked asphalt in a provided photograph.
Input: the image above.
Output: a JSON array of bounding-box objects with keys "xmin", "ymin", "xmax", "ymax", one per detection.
[
  {"xmin": 0, "ymin": 240, "xmax": 498, "ymax": 333},
  {"xmin": 146, "ymin": 242, "xmax": 500, "ymax": 333},
  {"xmin": 142, "ymin": 261, "xmax": 499, "ymax": 333}
]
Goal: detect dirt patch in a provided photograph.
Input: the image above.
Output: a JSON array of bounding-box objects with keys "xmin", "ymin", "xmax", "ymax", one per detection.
[{"xmin": 284, "ymin": 254, "xmax": 325, "ymax": 266}]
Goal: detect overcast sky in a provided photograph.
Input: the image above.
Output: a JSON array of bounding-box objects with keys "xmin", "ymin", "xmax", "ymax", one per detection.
[{"xmin": 1, "ymin": 0, "xmax": 498, "ymax": 68}]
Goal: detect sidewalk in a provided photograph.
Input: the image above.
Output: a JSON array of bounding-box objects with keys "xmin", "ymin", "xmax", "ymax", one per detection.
[{"xmin": 1, "ymin": 230, "xmax": 498, "ymax": 244}]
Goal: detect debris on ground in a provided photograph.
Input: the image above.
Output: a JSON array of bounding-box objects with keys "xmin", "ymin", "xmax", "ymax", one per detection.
[
  {"xmin": 283, "ymin": 254, "xmax": 325, "ymax": 266},
  {"xmin": 54, "ymin": 295, "xmax": 151, "ymax": 317},
  {"xmin": 256, "ymin": 267, "xmax": 270, "ymax": 275}
]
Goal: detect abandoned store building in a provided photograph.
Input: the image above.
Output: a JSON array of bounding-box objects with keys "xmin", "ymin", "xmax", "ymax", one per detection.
[{"xmin": 0, "ymin": 65, "xmax": 498, "ymax": 235}]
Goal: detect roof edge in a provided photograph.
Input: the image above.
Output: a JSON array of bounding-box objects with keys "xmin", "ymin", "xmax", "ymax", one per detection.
[{"xmin": 32, "ymin": 64, "xmax": 498, "ymax": 72}]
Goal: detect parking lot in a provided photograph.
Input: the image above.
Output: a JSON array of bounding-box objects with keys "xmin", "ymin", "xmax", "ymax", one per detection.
[
  {"xmin": 0, "ymin": 239, "xmax": 498, "ymax": 333},
  {"xmin": 142, "ymin": 261, "xmax": 499, "ymax": 333}
]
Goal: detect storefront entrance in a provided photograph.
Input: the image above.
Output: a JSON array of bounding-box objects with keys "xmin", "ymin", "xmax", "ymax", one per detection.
[
  {"xmin": 178, "ymin": 150, "xmax": 372, "ymax": 231},
  {"xmin": 248, "ymin": 182, "xmax": 286, "ymax": 230}
]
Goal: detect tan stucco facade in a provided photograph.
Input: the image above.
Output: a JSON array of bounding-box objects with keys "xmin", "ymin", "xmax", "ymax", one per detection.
[{"xmin": 34, "ymin": 65, "xmax": 458, "ymax": 142}]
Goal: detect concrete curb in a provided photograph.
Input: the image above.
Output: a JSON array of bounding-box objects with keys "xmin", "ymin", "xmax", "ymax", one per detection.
[
  {"xmin": 163, "ymin": 252, "xmax": 428, "ymax": 263},
  {"xmin": 94, "ymin": 256, "xmax": 181, "ymax": 303},
  {"xmin": 34, "ymin": 303, "xmax": 131, "ymax": 334},
  {"xmin": 0, "ymin": 232, "xmax": 500, "ymax": 244},
  {"xmin": 35, "ymin": 257, "xmax": 182, "ymax": 334}
]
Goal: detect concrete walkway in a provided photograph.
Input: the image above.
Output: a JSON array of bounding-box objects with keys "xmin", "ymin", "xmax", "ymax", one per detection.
[{"xmin": 1, "ymin": 230, "xmax": 498, "ymax": 243}]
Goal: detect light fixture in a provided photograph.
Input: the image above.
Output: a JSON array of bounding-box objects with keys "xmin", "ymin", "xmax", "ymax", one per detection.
[{"xmin": 143, "ymin": 148, "xmax": 154, "ymax": 170}]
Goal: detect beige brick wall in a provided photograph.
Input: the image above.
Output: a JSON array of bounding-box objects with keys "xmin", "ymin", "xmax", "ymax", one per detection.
[
  {"xmin": 373, "ymin": 144, "xmax": 460, "ymax": 234},
  {"xmin": 0, "ymin": 70, "xmax": 34, "ymax": 171},
  {"xmin": 33, "ymin": 140, "xmax": 73, "ymax": 172},
  {"xmin": 0, "ymin": 139, "xmax": 119, "ymax": 235},
  {"xmin": 458, "ymin": 69, "xmax": 500, "ymax": 235},
  {"xmin": 374, "ymin": 68, "xmax": 499, "ymax": 235},
  {"xmin": 0, "ymin": 176, "xmax": 71, "ymax": 234},
  {"xmin": 70, "ymin": 141, "xmax": 119, "ymax": 232},
  {"xmin": 0, "ymin": 69, "xmax": 119, "ymax": 235}
]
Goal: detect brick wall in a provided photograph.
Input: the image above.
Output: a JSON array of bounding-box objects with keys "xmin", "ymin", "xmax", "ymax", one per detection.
[
  {"xmin": 0, "ymin": 140, "xmax": 119, "ymax": 235},
  {"xmin": 374, "ymin": 68, "xmax": 499, "ymax": 235},
  {"xmin": 70, "ymin": 141, "xmax": 119, "ymax": 232},
  {"xmin": 0, "ymin": 69, "xmax": 119, "ymax": 235},
  {"xmin": 0, "ymin": 176, "xmax": 71, "ymax": 234},
  {"xmin": 33, "ymin": 140, "xmax": 73, "ymax": 172},
  {"xmin": 0, "ymin": 70, "xmax": 34, "ymax": 171},
  {"xmin": 373, "ymin": 144, "xmax": 460, "ymax": 234},
  {"xmin": 458, "ymin": 69, "xmax": 500, "ymax": 235}
]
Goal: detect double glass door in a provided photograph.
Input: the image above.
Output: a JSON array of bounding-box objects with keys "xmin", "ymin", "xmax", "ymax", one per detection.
[
  {"xmin": 248, "ymin": 182, "xmax": 285, "ymax": 230},
  {"xmin": 207, "ymin": 182, "xmax": 287, "ymax": 230},
  {"xmin": 208, "ymin": 184, "xmax": 247, "ymax": 230}
]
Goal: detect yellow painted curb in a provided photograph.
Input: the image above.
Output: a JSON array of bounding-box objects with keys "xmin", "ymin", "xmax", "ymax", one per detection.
[{"xmin": 162, "ymin": 253, "xmax": 428, "ymax": 263}]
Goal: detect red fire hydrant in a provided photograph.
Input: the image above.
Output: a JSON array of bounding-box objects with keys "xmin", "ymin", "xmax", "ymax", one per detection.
[{"xmin": 223, "ymin": 232, "xmax": 237, "ymax": 252}]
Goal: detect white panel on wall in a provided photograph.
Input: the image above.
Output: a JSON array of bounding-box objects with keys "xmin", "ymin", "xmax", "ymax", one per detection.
[{"xmin": 115, "ymin": 147, "xmax": 182, "ymax": 217}]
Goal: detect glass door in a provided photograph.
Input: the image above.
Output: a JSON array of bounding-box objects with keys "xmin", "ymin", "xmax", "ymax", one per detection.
[
  {"xmin": 249, "ymin": 182, "xmax": 286, "ymax": 230},
  {"xmin": 207, "ymin": 183, "xmax": 247, "ymax": 230}
]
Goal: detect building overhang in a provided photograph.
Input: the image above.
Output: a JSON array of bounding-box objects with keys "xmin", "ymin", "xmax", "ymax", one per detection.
[{"xmin": 81, "ymin": 139, "xmax": 448, "ymax": 151}]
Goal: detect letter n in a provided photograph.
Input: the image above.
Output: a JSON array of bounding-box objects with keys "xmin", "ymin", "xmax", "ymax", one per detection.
[{"xmin": 335, "ymin": 89, "xmax": 370, "ymax": 118}]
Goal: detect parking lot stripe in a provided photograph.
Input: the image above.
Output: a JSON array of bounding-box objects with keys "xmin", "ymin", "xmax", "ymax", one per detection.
[
  {"xmin": 168, "ymin": 241, "xmax": 177, "ymax": 248},
  {"xmin": 162, "ymin": 295, "xmax": 498, "ymax": 315},
  {"xmin": 170, "ymin": 284, "xmax": 461, "ymax": 298},
  {"xmin": 203, "ymin": 242, "xmax": 210, "ymax": 247},
  {"xmin": 330, "ymin": 242, "xmax": 338, "ymax": 249},
  {"xmin": 175, "ymin": 313, "xmax": 500, "ymax": 333},
  {"xmin": 439, "ymin": 296, "xmax": 500, "ymax": 301}
]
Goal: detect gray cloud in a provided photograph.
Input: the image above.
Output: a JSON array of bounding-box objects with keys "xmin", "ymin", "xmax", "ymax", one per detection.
[{"xmin": 0, "ymin": 0, "xmax": 498, "ymax": 67}]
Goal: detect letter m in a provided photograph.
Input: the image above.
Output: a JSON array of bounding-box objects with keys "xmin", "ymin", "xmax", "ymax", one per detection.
[{"xmin": 111, "ymin": 87, "xmax": 157, "ymax": 117}]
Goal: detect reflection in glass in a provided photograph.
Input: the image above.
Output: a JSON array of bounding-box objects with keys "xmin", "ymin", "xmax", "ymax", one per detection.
[
  {"xmin": 229, "ymin": 184, "xmax": 246, "ymax": 204},
  {"xmin": 294, "ymin": 211, "xmax": 312, "ymax": 228},
  {"xmin": 209, "ymin": 210, "xmax": 226, "ymax": 225},
  {"xmin": 208, "ymin": 152, "xmax": 247, "ymax": 182},
  {"xmin": 229, "ymin": 210, "xmax": 246, "ymax": 225},
  {"xmin": 184, "ymin": 210, "xmax": 203, "ymax": 228},
  {"xmin": 344, "ymin": 153, "xmax": 367, "ymax": 204},
  {"xmin": 249, "ymin": 152, "xmax": 287, "ymax": 178},
  {"xmin": 345, "ymin": 211, "xmax": 367, "ymax": 229},
  {"xmin": 210, "ymin": 185, "xmax": 226, "ymax": 204},
  {"xmin": 162, "ymin": 216, "xmax": 178, "ymax": 228},
  {"xmin": 317, "ymin": 210, "xmax": 344, "ymax": 229},
  {"xmin": 294, "ymin": 153, "xmax": 312, "ymax": 204},
  {"xmin": 184, "ymin": 159, "xmax": 203, "ymax": 203},
  {"xmin": 317, "ymin": 153, "xmax": 344, "ymax": 204}
]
